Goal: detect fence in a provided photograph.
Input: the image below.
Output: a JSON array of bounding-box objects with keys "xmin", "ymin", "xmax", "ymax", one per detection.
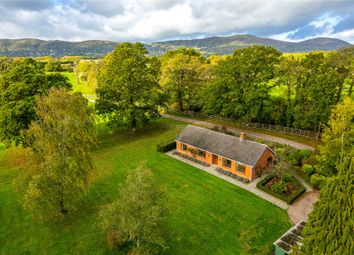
[{"xmin": 168, "ymin": 110, "xmax": 321, "ymax": 140}]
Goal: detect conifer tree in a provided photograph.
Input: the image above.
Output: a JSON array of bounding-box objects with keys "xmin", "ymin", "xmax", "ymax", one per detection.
[{"xmin": 301, "ymin": 156, "xmax": 354, "ymax": 255}]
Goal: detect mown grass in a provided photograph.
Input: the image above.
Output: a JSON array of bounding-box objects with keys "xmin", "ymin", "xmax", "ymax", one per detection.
[{"xmin": 0, "ymin": 119, "xmax": 291, "ymax": 255}]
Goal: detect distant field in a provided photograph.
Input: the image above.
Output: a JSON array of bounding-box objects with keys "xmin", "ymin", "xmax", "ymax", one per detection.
[
  {"xmin": 61, "ymin": 72, "xmax": 96, "ymax": 96},
  {"xmin": 0, "ymin": 118, "xmax": 291, "ymax": 255}
]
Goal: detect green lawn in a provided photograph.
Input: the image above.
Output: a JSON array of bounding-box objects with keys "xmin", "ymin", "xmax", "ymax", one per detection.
[{"xmin": 0, "ymin": 119, "xmax": 291, "ymax": 255}]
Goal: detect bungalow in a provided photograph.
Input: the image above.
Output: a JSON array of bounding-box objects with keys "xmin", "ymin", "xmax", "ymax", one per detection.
[{"xmin": 175, "ymin": 125, "xmax": 276, "ymax": 182}]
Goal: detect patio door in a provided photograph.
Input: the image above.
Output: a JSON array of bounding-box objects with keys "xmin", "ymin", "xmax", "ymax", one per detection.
[{"xmin": 212, "ymin": 154, "xmax": 218, "ymax": 165}]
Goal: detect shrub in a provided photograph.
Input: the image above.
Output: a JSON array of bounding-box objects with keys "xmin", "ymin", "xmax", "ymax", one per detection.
[
  {"xmin": 288, "ymin": 150, "xmax": 303, "ymax": 166},
  {"xmin": 310, "ymin": 174, "xmax": 326, "ymax": 189},
  {"xmin": 271, "ymin": 181, "xmax": 288, "ymax": 194},
  {"xmin": 302, "ymin": 164, "xmax": 315, "ymax": 175},
  {"xmin": 283, "ymin": 173, "xmax": 292, "ymax": 183},
  {"xmin": 157, "ymin": 141, "xmax": 176, "ymax": 152},
  {"xmin": 287, "ymin": 149, "xmax": 312, "ymax": 166},
  {"xmin": 300, "ymin": 149, "xmax": 312, "ymax": 160}
]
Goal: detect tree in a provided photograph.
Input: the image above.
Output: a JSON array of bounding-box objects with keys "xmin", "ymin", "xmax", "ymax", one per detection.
[
  {"xmin": 316, "ymin": 97, "xmax": 354, "ymax": 177},
  {"xmin": 301, "ymin": 156, "xmax": 354, "ymax": 255},
  {"xmin": 96, "ymin": 43, "xmax": 163, "ymax": 129},
  {"xmin": 46, "ymin": 73, "xmax": 72, "ymax": 89},
  {"xmin": 100, "ymin": 165, "xmax": 167, "ymax": 254},
  {"xmin": 292, "ymin": 53, "xmax": 342, "ymax": 130},
  {"xmin": 18, "ymin": 88, "xmax": 96, "ymax": 219},
  {"xmin": 44, "ymin": 61, "xmax": 63, "ymax": 72},
  {"xmin": 273, "ymin": 56, "xmax": 304, "ymax": 126},
  {"xmin": 202, "ymin": 46, "xmax": 281, "ymax": 122},
  {"xmin": 160, "ymin": 48, "xmax": 210, "ymax": 110},
  {"xmin": 0, "ymin": 58, "xmax": 72, "ymax": 145}
]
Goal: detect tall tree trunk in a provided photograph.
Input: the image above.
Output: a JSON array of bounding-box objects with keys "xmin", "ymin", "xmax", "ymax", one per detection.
[
  {"xmin": 130, "ymin": 94, "xmax": 137, "ymax": 129},
  {"xmin": 177, "ymin": 84, "xmax": 183, "ymax": 110}
]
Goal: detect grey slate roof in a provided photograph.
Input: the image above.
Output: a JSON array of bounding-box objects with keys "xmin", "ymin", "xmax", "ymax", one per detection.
[{"xmin": 176, "ymin": 124, "xmax": 274, "ymax": 166}]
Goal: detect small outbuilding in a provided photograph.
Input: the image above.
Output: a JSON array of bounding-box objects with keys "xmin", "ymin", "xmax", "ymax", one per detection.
[
  {"xmin": 175, "ymin": 124, "xmax": 276, "ymax": 182},
  {"xmin": 273, "ymin": 221, "xmax": 306, "ymax": 255}
]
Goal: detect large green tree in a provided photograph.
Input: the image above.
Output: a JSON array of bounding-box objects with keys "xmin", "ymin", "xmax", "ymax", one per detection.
[
  {"xmin": 96, "ymin": 43, "xmax": 163, "ymax": 129},
  {"xmin": 0, "ymin": 58, "xmax": 72, "ymax": 145},
  {"xmin": 292, "ymin": 53, "xmax": 344, "ymax": 130},
  {"xmin": 273, "ymin": 56, "xmax": 304, "ymax": 126},
  {"xmin": 160, "ymin": 48, "xmax": 210, "ymax": 111},
  {"xmin": 202, "ymin": 45, "xmax": 281, "ymax": 122},
  {"xmin": 316, "ymin": 97, "xmax": 354, "ymax": 177},
  {"xmin": 301, "ymin": 156, "xmax": 354, "ymax": 255},
  {"xmin": 18, "ymin": 88, "xmax": 96, "ymax": 219},
  {"xmin": 100, "ymin": 165, "xmax": 167, "ymax": 255}
]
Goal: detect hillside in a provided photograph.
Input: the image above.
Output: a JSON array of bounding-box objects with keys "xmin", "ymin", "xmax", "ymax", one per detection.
[
  {"xmin": 0, "ymin": 34, "xmax": 351, "ymax": 57},
  {"xmin": 149, "ymin": 35, "xmax": 351, "ymax": 55}
]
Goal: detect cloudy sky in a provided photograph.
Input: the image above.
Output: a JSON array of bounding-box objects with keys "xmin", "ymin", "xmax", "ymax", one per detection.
[{"xmin": 0, "ymin": 0, "xmax": 354, "ymax": 43}]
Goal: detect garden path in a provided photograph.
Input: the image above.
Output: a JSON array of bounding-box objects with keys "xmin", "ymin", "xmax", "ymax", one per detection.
[{"xmin": 287, "ymin": 191, "xmax": 319, "ymax": 224}]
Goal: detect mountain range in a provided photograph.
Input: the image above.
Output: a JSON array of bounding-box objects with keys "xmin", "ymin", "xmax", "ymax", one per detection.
[{"xmin": 0, "ymin": 34, "xmax": 351, "ymax": 57}]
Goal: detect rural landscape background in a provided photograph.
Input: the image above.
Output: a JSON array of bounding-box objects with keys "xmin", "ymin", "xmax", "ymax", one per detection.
[{"xmin": 0, "ymin": 1, "xmax": 353, "ymax": 255}]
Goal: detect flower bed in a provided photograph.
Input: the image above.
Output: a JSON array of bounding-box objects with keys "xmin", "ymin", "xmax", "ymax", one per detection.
[{"xmin": 257, "ymin": 174, "xmax": 305, "ymax": 204}]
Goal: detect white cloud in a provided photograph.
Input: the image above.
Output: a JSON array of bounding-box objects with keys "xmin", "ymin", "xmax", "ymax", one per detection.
[
  {"xmin": 0, "ymin": 0, "xmax": 353, "ymax": 43},
  {"xmin": 310, "ymin": 14, "xmax": 343, "ymax": 34}
]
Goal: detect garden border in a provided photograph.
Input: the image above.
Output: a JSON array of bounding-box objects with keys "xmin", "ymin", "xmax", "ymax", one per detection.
[{"xmin": 257, "ymin": 174, "xmax": 306, "ymax": 205}]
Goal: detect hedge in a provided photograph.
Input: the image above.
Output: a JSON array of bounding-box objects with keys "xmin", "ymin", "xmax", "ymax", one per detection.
[
  {"xmin": 257, "ymin": 174, "xmax": 306, "ymax": 205},
  {"xmin": 157, "ymin": 141, "xmax": 176, "ymax": 152}
]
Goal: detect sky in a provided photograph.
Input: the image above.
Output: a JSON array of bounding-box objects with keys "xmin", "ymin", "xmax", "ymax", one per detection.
[{"xmin": 0, "ymin": 0, "xmax": 353, "ymax": 43}]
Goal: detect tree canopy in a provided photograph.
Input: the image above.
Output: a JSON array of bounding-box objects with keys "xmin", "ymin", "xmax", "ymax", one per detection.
[
  {"xmin": 316, "ymin": 97, "xmax": 354, "ymax": 177},
  {"xmin": 160, "ymin": 48, "xmax": 210, "ymax": 111},
  {"xmin": 18, "ymin": 88, "xmax": 96, "ymax": 219},
  {"xmin": 0, "ymin": 58, "xmax": 72, "ymax": 145},
  {"xmin": 96, "ymin": 42, "xmax": 164, "ymax": 129},
  {"xmin": 100, "ymin": 165, "xmax": 167, "ymax": 254},
  {"xmin": 202, "ymin": 45, "xmax": 281, "ymax": 122}
]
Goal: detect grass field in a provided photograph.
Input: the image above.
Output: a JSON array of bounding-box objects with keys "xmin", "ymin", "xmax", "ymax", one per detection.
[
  {"xmin": 0, "ymin": 119, "xmax": 291, "ymax": 255},
  {"xmin": 61, "ymin": 72, "xmax": 96, "ymax": 96}
]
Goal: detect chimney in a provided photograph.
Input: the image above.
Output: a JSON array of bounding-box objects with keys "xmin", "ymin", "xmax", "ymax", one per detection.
[{"xmin": 240, "ymin": 132, "xmax": 246, "ymax": 141}]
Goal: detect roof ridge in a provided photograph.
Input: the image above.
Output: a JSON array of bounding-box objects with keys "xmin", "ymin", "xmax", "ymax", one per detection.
[{"xmin": 186, "ymin": 124, "xmax": 267, "ymax": 148}]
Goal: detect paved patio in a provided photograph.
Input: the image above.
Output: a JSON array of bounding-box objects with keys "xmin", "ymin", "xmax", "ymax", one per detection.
[{"xmin": 166, "ymin": 150, "xmax": 289, "ymax": 210}]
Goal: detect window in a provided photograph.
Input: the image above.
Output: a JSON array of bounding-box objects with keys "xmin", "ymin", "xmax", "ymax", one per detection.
[
  {"xmin": 182, "ymin": 144, "xmax": 188, "ymax": 151},
  {"xmin": 237, "ymin": 164, "xmax": 246, "ymax": 173},
  {"xmin": 197, "ymin": 149, "xmax": 206, "ymax": 157},
  {"xmin": 223, "ymin": 158, "xmax": 232, "ymax": 168}
]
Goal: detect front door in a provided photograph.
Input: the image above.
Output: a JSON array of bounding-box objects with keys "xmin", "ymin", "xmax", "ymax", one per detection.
[{"xmin": 212, "ymin": 154, "xmax": 218, "ymax": 165}]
